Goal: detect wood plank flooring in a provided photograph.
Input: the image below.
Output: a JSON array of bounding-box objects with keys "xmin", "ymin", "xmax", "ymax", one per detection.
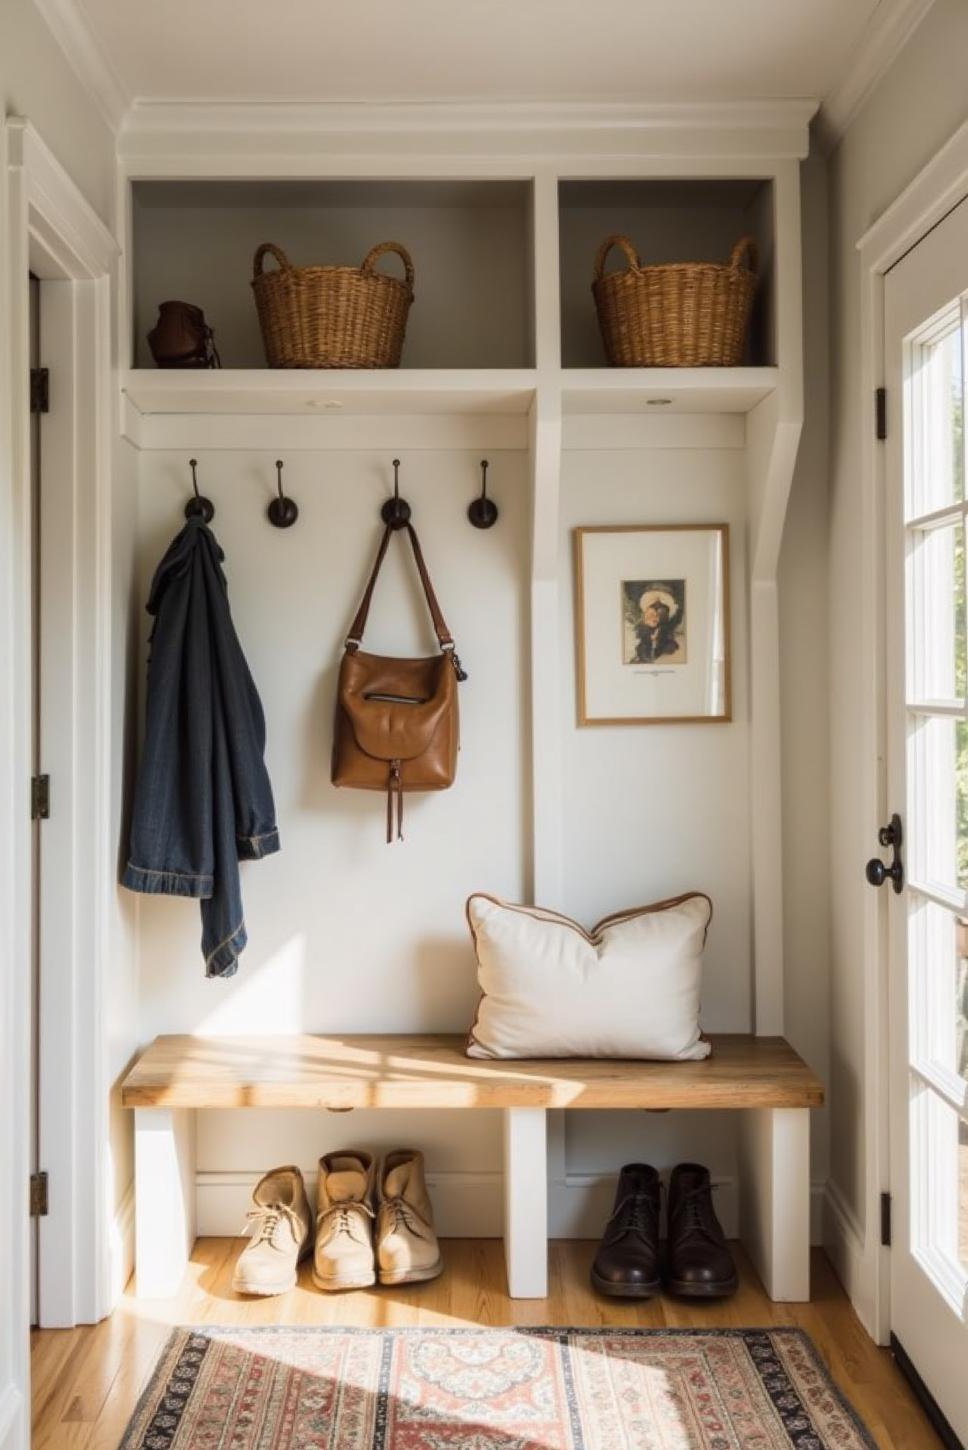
[{"xmin": 31, "ymin": 1240, "xmax": 940, "ymax": 1449}]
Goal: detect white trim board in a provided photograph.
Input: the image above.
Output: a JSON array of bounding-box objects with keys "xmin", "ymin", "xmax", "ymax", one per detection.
[
  {"xmin": 3, "ymin": 118, "xmax": 120, "ymax": 1349},
  {"xmin": 823, "ymin": 1179, "xmax": 876, "ymax": 1335},
  {"xmin": 118, "ymin": 100, "xmax": 816, "ymax": 164},
  {"xmin": 0, "ymin": 1387, "xmax": 25, "ymax": 1450}
]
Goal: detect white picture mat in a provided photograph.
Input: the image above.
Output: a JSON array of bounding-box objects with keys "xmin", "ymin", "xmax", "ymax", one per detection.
[{"xmin": 577, "ymin": 526, "xmax": 728, "ymax": 721}]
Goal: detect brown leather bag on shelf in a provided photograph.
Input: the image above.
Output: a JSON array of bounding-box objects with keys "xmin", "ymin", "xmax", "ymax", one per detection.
[
  {"xmin": 147, "ymin": 300, "xmax": 221, "ymax": 368},
  {"xmin": 332, "ymin": 523, "xmax": 466, "ymax": 843}
]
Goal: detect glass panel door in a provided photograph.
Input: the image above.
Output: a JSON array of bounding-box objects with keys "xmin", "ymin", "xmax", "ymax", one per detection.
[{"xmin": 884, "ymin": 197, "xmax": 968, "ymax": 1447}]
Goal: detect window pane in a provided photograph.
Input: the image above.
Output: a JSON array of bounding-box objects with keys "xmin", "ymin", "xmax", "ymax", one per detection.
[
  {"xmin": 911, "ymin": 1083, "xmax": 967, "ymax": 1275},
  {"xmin": 908, "ymin": 518, "xmax": 967, "ymax": 702},
  {"xmin": 959, "ymin": 925, "xmax": 968, "ymax": 1086},
  {"xmin": 908, "ymin": 714, "xmax": 968, "ymax": 891},
  {"xmin": 909, "ymin": 899, "xmax": 968, "ymax": 1080},
  {"xmin": 961, "ymin": 1118, "xmax": 968, "ymax": 1271},
  {"xmin": 911, "ymin": 320, "xmax": 965, "ymax": 517}
]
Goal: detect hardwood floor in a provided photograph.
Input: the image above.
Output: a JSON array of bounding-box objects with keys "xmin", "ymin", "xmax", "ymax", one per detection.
[{"xmin": 31, "ymin": 1240, "xmax": 940, "ymax": 1449}]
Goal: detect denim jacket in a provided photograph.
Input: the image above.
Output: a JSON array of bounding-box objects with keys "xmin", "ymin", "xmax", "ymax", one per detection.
[{"xmin": 122, "ymin": 518, "xmax": 279, "ymax": 976}]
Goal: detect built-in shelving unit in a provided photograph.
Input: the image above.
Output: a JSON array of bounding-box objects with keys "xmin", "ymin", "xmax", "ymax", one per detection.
[{"xmin": 118, "ymin": 103, "xmax": 811, "ymax": 1050}]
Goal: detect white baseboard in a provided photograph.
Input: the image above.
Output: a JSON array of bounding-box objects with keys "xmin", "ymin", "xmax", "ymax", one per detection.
[
  {"xmin": 0, "ymin": 1385, "xmax": 25, "ymax": 1450},
  {"xmin": 198, "ymin": 1169, "xmax": 827, "ymax": 1246},
  {"xmin": 823, "ymin": 1178, "xmax": 877, "ymax": 1335},
  {"xmin": 109, "ymin": 1181, "xmax": 136, "ymax": 1308}
]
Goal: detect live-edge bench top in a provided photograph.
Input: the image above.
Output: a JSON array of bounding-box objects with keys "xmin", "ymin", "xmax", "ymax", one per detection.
[{"xmin": 121, "ymin": 1033, "xmax": 824, "ymax": 1111}]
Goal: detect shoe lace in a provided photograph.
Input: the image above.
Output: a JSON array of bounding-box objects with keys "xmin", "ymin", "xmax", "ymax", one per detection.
[
  {"xmin": 607, "ymin": 1189, "xmax": 657, "ymax": 1242},
  {"xmin": 671, "ymin": 1182, "xmax": 723, "ymax": 1244},
  {"xmin": 380, "ymin": 1195, "xmax": 431, "ymax": 1241},
  {"xmin": 243, "ymin": 1202, "xmax": 302, "ymax": 1249},
  {"xmin": 317, "ymin": 1199, "xmax": 375, "ymax": 1247}
]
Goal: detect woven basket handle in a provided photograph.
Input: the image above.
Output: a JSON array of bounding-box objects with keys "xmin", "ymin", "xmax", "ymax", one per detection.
[
  {"xmin": 253, "ymin": 243, "xmax": 291, "ymax": 280},
  {"xmin": 361, "ymin": 241, "xmax": 415, "ymax": 295},
  {"xmin": 728, "ymin": 236, "xmax": 758, "ymax": 274},
  {"xmin": 593, "ymin": 234, "xmax": 641, "ymax": 282}
]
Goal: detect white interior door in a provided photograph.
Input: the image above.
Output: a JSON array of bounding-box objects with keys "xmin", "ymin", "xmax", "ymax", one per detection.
[{"xmin": 884, "ymin": 195, "xmax": 968, "ymax": 1446}]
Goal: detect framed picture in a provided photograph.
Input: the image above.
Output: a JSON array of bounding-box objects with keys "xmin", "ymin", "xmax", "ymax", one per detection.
[{"xmin": 574, "ymin": 524, "xmax": 731, "ymax": 725}]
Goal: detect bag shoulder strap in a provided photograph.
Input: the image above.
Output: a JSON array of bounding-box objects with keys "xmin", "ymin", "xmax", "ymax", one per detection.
[{"xmin": 345, "ymin": 523, "xmax": 454, "ymax": 653}]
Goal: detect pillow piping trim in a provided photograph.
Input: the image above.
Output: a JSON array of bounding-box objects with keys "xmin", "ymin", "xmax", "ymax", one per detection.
[{"xmin": 463, "ymin": 890, "xmax": 713, "ymax": 1059}]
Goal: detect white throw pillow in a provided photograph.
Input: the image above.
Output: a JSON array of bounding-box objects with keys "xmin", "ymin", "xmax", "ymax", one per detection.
[{"xmin": 465, "ymin": 892, "xmax": 713, "ymax": 1061}]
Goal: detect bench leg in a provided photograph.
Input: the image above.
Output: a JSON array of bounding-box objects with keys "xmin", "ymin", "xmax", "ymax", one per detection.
[
  {"xmin": 134, "ymin": 1107, "xmax": 196, "ymax": 1298},
  {"xmin": 738, "ymin": 1106, "xmax": 810, "ymax": 1301},
  {"xmin": 503, "ymin": 1107, "xmax": 548, "ymax": 1299}
]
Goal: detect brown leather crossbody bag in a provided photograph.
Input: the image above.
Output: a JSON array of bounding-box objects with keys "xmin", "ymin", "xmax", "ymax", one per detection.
[{"xmin": 332, "ymin": 523, "xmax": 466, "ymax": 842}]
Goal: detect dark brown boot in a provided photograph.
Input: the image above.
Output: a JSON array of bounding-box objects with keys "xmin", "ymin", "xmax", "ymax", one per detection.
[
  {"xmin": 665, "ymin": 1162, "xmax": 738, "ymax": 1297},
  {"xmin": 590, "ymin": 1163, "xmax": 661, "ymax": 1298}
]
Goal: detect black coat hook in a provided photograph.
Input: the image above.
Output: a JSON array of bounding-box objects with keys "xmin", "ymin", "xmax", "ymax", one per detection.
[
  {"xmin": 267, "ymin": 459, "xmax": 298, "ymax": 528},
  {"xmin": 184, "ymin": 458, "xmax": 214, "ymax": 523},
  {"xmin": 381, "ymin": 458, "xmax": 412, "ymax": 530},
  {"xmin": 468, "ymin": 458, "xmax": 498, "ymax": 529}
]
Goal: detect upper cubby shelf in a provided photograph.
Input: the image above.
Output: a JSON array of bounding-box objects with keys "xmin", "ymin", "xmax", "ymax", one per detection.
[
  {"xmin": 558, "ymin": 179, "xmax": 775, "ymax": 368},
  {"xmin": 121, "ymin": 368, "xmax": 538, "ymax": 417},
  {"xmin": 131, "ymin": 179, "xmax": 535, "ymax": 370},
  {"xmin": 121, "ymin": 365, "xmax": 778, "ymax": 421}
]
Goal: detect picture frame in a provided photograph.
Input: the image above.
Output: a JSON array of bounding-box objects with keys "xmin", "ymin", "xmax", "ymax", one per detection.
[{"xmin": 574, "ymin": 523, "xmax": 731, "ymax": 725}]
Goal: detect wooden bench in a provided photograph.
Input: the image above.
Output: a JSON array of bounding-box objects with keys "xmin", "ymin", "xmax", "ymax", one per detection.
[{"xmin": 121, "ymin": 1032, "xmax": 823, "ymax": 1302}]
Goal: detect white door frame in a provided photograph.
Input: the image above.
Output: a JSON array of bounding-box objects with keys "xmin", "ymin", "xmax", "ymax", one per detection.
[
  {"xmin": 854, "ymin": 115, "xmax": 968, "ymax": 1346},
  {"xmin": 0, "ymin": 116, "xmax": 117, "ymax": 1391}
]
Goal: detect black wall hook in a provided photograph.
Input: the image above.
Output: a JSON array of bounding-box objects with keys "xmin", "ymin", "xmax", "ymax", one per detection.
[
  {"xmin": 267, "ymin": 459, "xmax": 298, "ymax": 528},
  {"xmin": 184, "ymin": 458, "xmax": 214, "ymax": 523},
  {"xmin": 381, "ymin": 459, "xmax": 412, "ymax": 530},
  {"xmin": 468, "ymin": 458, "xmax": 498, "ymax": 529}
]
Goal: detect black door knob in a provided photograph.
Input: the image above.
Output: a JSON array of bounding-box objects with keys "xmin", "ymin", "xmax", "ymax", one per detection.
[{"xmin": 865, "ymin": 813, "xmax": 904, "ymax": 893}]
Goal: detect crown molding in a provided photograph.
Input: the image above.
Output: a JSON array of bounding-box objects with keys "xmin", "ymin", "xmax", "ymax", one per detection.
[
  {"xmin": 818, "ymin": 0, "xmax": 937, "ymax": 150},
  {"xmin": 119, "ymin": 98, "xmax": 818, "ymax": 163},
  {"xmin": 30, "ymin": 0, "xmax": 128, "ymax": 132}
]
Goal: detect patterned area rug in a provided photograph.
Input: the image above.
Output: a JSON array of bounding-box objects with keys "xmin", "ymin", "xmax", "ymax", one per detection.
[{"xmin": 119, "ymin": 1325, "xmax": 877, "ymax": 1450}]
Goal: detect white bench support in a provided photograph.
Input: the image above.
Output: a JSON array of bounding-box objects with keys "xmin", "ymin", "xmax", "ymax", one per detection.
[
  {"xmin": 503, "ymin": 1107, "xmax": 548, "ymax": 1299},
  {"xmin": 134, "ymin": 1107, "xmax": 196, "ymax": 1298},
  {"xmin": 737, "ymin": 1106, "xmax": 810, "ymax": 1301}
]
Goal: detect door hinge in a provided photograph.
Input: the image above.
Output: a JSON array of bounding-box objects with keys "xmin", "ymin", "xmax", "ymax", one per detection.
[
  {"xmin": 31, "ymin": 774, "xmax": 50, "ymax": 820},
  {"xmin": 30, "ymin": 1171, "xmax": 49, "ymax": 1218},
  {"xmin": 30, "ymin": 366, "xmax": 49, "ymax": 415},
  {"xmin": 880, "ymin": 1190, "xmax": 892, "ymax": 1247},
  {"xmin": 875, "ymin": 386, "xmax": 887, "ymax": 441}
]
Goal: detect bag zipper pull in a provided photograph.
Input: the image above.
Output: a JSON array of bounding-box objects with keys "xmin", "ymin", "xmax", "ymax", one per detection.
[
  {"xmin": 448, "ymin": 651, "xmax": 468, "ymax": 682},
  {"xmin": 387, "ymin": 759, "xmax": 403, "ymax": 844}
]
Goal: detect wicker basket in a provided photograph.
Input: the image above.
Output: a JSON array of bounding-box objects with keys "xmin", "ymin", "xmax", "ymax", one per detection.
[
  {"xmin": 592, "ymin": 234, "xmax": 757, "ymax": 367},
  {"xmin": 252, "ymin": 240, "xmax": 415, "ymax": 369}
]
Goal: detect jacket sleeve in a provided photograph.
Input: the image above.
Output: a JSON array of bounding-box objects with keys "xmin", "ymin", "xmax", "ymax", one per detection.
[{"xmin": 122, "ymin": 530, "xmax": 215, "ymax": 899}]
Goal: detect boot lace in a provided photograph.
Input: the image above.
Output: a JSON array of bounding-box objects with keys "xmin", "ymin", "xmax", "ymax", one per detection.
[
  {"xmin": 317, "ymin": 1199, "xmax": 375, "ymax": 1247},
  {"xmin": 243, "ymin": 1202, "xmax": 302, "ymax": 1250},
  {"xmin": 671, "ymin": 1182, "xmax": 724, "ymax": 1245},
  {"xmin": 380, "ymin": 1195, "xmax": 431, "ymax": 1241},
  {"xmin": 606, "ymin": 1190, "xmax": 657, "ymax": 1243}
]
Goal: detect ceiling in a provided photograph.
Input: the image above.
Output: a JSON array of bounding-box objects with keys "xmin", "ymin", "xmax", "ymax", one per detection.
[{"xmin": 69, "ymin": 0, "xmax": 888, "ymax": 107}]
